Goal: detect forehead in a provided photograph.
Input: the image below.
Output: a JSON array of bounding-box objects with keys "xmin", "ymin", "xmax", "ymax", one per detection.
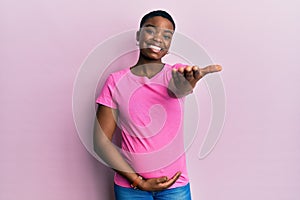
[{"xmin": 142, "ymin": 16, "xmax": 174, "ymax": 31}]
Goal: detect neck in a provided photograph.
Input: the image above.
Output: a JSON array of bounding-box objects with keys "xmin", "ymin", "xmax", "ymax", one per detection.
[
  {"xmin": 130, "ymin": 55, "xmax": 164, "ymax": 78},
  {"xmin": 135, "ymin": 53, "xmax": 162, "ymax": 66}
]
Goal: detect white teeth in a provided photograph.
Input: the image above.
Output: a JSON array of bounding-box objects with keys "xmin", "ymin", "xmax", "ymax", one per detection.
[{"xmin": 148, "ymin": 45, "xmax": 161, "ymax": 51}]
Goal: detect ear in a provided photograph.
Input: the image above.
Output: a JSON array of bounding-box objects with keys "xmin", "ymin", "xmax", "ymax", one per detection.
[{"xmin": 136, "ymin": 30, "xmax": 140, "ymax": 42}]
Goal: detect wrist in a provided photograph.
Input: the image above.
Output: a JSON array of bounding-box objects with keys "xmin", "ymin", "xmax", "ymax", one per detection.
[{"xmin": 130, "ymin": 175, "xmax": 143, "ymax": 189}]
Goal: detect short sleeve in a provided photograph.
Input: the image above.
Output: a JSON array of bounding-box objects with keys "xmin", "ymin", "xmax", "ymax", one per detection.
[{"xmin": 96, "ymin": 74, "xmax": 117, "ymax": 109}]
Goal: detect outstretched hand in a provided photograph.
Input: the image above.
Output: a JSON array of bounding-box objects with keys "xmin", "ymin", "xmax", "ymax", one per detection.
[
  {"xmin": 170, "ymin": 64, "xmax": 222, "ymax": 97},
  {"xmin": 138, "ymin": 171, "xmax": 181, "ymax": 191}
]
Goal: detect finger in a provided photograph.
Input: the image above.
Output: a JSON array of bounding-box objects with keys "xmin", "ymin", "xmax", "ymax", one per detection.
[
  {"xmin": 201, "ymin": 64, "xmax": 222, "ymax": 76},
  {"xmin": 192, "ymin": 66, "xmax": 201, "ymax": 79},
  {"xmin": 176, "ymin": 70, "xmax": 187, "ymax": 83},
  {"xmin": 156, "ymin": 176, "xmax": 168, "ymax": 183},
  {"xmin": 178, "ymin": 67, "xmax": 185, "ymax": 74},
  {"xmin": 160, "ymin": 172, "xmax": 181, "ymax": 187},
  {"xmin": 208, "ymin": 64, "xmax": 222, "ymax": 72},
  {"xmin": 185, "ymin": 66, "xmax": 192, "ymax": 72},
  {"xmin": 184, "ymin": 66, "xmax": 194, "ymax": 81},
  {"xmin": 170, "ymin": 171, "xmax": 181, "ymax": 182}
]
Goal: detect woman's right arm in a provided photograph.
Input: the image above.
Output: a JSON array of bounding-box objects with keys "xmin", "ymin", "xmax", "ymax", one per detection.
[
  {"xmin": 93, "ymin": 104, "xmax": 138, "ymax": 181},
  {"xmin": 93, "ymin": 104, "xmax": 181, "ymax": 191}
]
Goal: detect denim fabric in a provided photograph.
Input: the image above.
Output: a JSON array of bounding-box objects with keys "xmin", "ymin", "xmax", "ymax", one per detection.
[{"xmin": 114, "ymin": 183, "xmax": 192, "ymax": 200}]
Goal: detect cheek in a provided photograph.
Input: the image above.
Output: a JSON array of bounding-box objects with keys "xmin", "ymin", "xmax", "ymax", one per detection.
[
  {"xmin": 139, "ymin": 32, "xmax": 151, "ymax": 42},
  {"xmin": 164, "ymin": 40, "xmax": 172, "ymax": 49}
]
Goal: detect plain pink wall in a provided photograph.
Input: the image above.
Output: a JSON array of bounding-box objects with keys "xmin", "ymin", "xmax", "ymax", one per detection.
[{"xmin": 1, "ymin": 0, "xmax": 299, "ymax": 200}]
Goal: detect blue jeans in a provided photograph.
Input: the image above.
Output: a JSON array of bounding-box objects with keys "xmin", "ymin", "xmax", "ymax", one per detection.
[{"xmin": 114, "ymin": 183, "xmax": 192, "ymax": 200}]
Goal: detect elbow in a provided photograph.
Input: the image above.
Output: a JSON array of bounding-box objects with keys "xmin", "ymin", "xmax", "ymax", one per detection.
[
  {"xmin": 93, "ymin": 137, "xmax": 100, "ymax": 155},
  {"xmin": 93, "ymin": 140, "xmax": 98, "ymax": 153},
  {"xmin": 93, "ymin": 131, "xmax": 103, "ymax": 155},
  {"xmin": 93, "ymin": 131, "xmax": 109, "ymax": 156}
]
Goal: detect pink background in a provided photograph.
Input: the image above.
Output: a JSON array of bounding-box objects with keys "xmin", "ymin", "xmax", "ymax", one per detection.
[{"xmin": 1, "ymin": 0, "xmax": 299, "ymax": 199}]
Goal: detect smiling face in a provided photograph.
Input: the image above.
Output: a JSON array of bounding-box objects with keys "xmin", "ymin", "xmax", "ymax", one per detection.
[{"xmin": 137, "ymin": 16, "xmax": 174, "ymax": 61}]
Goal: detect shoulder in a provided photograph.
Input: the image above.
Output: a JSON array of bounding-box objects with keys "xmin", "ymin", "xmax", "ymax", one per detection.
[{"xmin": 106, "ymin": 68, "xmax": 130, "ymax": 82}]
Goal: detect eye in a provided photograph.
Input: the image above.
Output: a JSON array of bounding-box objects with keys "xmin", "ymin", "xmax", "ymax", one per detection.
[
  {"xmin": 145, "ymin": 28, "xmax": 155, "ymax": 35},
  {"xmin": 163, "ymin": 35, "xmax": 172, "ymax": 40}
]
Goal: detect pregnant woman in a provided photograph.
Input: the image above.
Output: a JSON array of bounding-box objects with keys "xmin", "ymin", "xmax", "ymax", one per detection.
[{"xmin": 93, "ymin": 10, "xmax": 222, "ymax": 200}]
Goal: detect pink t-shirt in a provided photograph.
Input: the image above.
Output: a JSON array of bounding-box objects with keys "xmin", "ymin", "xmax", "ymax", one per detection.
[{"xmin": 96, "ymin": 63, "xmax": 190, "ymax": 188}]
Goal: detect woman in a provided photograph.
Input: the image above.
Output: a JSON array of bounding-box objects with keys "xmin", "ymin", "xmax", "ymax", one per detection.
[{"xmin": 94, "ymin": 10, "xmax": 222, "ymax": 199}]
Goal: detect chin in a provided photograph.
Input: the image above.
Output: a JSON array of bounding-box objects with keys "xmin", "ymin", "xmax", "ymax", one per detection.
[{"xmin": 141, "ymin": 50, "xmax": 167, "ymax": 61}]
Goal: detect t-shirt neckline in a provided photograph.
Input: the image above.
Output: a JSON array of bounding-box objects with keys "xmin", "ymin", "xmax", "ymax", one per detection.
[{"xmin": 128, "ymin": 63, "xmax": 169, "ymax": 82}]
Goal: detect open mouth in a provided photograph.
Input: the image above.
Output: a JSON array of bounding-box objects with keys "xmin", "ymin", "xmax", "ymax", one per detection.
[{"xmin": 148, "ymin": 44, "xmax": 162, "ymax": 53}]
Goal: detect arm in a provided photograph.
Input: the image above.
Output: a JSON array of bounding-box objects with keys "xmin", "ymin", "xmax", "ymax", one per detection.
[
  {"xmin": 93, "ymin": 104, "xmax": 181, "ymax": 191},
  {"xmin": 93, "ymin": 104, "xmax": 136, "ymax": 176},
  {"xmin": 168, "ymin": 64, "xmax": 222, "ymax": 98}
]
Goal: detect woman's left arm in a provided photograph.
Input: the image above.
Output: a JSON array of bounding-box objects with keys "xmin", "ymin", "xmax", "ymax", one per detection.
[{"xmin": 168, "ymin": 64, "xmax": 222, "ymax": 98}]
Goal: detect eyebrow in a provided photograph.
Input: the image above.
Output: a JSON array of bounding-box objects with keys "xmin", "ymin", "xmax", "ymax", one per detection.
[{"xmin": 144, "ymin": 24, "xmax": 174, "ymax": 34}]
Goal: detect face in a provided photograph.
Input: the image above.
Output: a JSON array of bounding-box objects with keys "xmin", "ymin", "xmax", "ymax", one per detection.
[{"xmin": 137, "ymin": 16, "xmax": 174, "ymax": 61}]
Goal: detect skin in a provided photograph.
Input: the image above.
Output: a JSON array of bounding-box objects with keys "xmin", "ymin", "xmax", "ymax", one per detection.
[{"xmin": 94, "ymin": 16, "xmax": 222, "ymax": 192}]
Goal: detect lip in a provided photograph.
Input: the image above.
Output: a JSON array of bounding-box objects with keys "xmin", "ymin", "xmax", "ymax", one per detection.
[{"xmin": 147, "ymin": 44, "xmax": 163, "ymax": 53}]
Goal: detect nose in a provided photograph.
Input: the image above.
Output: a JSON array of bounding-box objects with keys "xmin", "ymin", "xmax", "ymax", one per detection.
[{"xmin": 153, "ymin": 32, "xmax": 163, "ymax": 43}]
